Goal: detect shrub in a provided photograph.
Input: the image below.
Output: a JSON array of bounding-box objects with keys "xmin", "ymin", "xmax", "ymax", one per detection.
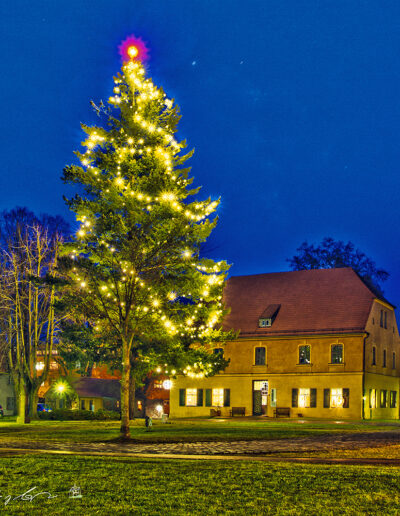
[{"xmin": 38, "ymin": 409, "xmax": 120, "ymax": 421}]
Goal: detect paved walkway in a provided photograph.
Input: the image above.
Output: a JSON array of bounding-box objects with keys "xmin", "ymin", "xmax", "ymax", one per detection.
[{"xmin": 1, "ymin": 430, "xmax": 400, "ymax": 461}]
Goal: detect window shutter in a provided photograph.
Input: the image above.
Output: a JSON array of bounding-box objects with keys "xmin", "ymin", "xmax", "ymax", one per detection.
[
  {"xmin": 224, "ymin": 389, "xmax": 230, "ymax": 407},
  {"xmin": 270, "ymin": 388, "xmax": 277, "ymax": 407},
  {"xmin": 323, "ymin": 388, "xmax": 330, "ymax": 408},
  {"xmin": 197, "ymin": 389, "xmax": 203, "ymax": 406},
  {"xmin": 205, "ymin": 389, "xmax": 212, "ymax": 407},
  {"xmin": 179, "ymin": 389, "xmax": 186, "ymax": 406},
  {"xmin": 310, "ymin": 388, "xmax": 317, "ymax": 408},
  {"xmin": 342, "ymin": 388, "xmax": 349, "ymax": 408},
  {"xmin": 291, "ymin": 388, "xmax": 298, "ymax": 408}
]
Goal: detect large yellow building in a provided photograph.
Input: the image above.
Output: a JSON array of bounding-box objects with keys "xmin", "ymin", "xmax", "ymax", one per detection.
[{"xmin": 171, "ymin": 268, "xmax": 400, "ymax": 419}]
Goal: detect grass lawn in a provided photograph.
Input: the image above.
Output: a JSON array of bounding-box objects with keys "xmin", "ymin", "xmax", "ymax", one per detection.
[
  {"xmin": 1, "ymin": 455, "xmax": 400, "ymax": 515},
  {"xmin": 0, "ymin": 418, "xmax": 399, "ymax": 444}
]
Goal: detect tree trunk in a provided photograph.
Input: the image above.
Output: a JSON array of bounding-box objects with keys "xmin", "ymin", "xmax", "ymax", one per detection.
[
  {"xmin": 129, "ymin": 373, "xmax": 136, "ymax": 420},
  {"xmin": 120, "ymin": 340, "xmax": 131, "ymax": 438},
  {"xmin": 16, "ymin": 383, "xmax": 27, "ymax": 424},
  {"xmin": 28, "ymin": 386, "xmax": 40, "ymax": 420}
]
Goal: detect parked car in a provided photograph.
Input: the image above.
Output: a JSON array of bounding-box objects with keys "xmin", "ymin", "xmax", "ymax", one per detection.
[
  {"xmin": 0, "ymin": 405, "xmax": 3, "ymax": 417},
  {"xmin": 37, "ymin": 403, "xmax": 52, "ymax": 413}
]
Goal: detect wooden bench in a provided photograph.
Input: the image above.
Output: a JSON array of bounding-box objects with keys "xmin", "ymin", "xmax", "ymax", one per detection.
[
  {"xmin": 230, "ymin": 407, "xmax": 246, "ymax": 417},
  {"xmin": 274, "ymin": 407, "xmax": 290, "ymax": 418}
]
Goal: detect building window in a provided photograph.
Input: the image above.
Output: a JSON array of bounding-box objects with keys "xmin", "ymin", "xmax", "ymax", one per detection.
[
  {"xmin": 212, "ymin": 388, "xmax": 224, "ymax": 406},
  {"xmin": 154, "ymin": 380, "xmax": 163, "ymax": 389},
  {"xmin": 331, "ymin": 344, "xmax": 343, "ymax": 364},
  {"xmin": 81, "ymin": 400, "xmax": 85, "ymax": 410},
  {"xmin": 299, "ymin": 345, "xmax": 310, "ymax": 364},
  {"xmin": 254, "ymin": 347, "xmax": 266, "ymax": 365},
  {"xmin": 89, "ymin": 400, "xmax": 94, "ymax": 411},
  {"xmin": 298, "ymin": 388, "xmax": 310, "ymax": 408},
  {"xmin": 186, "ymin": 388, "xmax": 197, "ymax": 406},
  {"xmin": 380, "ymin": 310, "xmax": 384, "ymax": 327},
  {"xmin": 259, "ymin": 318, "xmax": 271, "ymax": 327},
  {"xmin": 380, "ymin": 389, "xmax": 388, "ymax": 408},
  {"xmin": 6, "ymin": 397, "xmax": 15, "ymax": 411},
  {"xmin": 270, "ymin": 388, "xmax": 277, "ymax": 407},
  {"xmin": 369, "ymin": 389, "xmax": 376, "ymax": 409},
  {"xmin": 383, "ymin": 350, "xmax": 387, "ymax": 368},
  {"xmin": 213, "ymin": 348, "xmax": 223, "ymax": 355},
  {"xmin": 393, "ymin": 352, "xmax": 396, "ymax": 369},
  {"xmin": 390, "ymin": 391, "xmax": 397, "ymax": 408},
  {"xmin": 330, "ymin": 388, "xmax": 344, "ymax": 408},
  {"xmin": 372, "ymin": 346, "xmax": 376, "ymax": 366}
]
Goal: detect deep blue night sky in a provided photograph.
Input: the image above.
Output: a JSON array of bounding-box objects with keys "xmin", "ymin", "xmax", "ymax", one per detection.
[{"xmin": 2, "ymin": 1, "xmax": 400, "ymax": 304}]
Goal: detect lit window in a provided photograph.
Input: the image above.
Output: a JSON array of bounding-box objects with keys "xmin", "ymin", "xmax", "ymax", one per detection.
[
  {"xmin": 254, "ymin": 347, "xmax": 266, "ymax": 365},
  {"xmin": 35, "ymin": 362, "xmax": 44, "ymax": 371},
  {"xmin": 186, "ymin": 388, "xmax": 197, "ymax": 406},
  {"xmin": 212, "ymin": 388, "xmax": 224, "ymax": 406},
  {"xmin": 390, "ymin": 391, "xmax": 397, "ymax": 408},
  {"xmin": 259, "ymin": 318, "xmax": 271, "ymax": 327},
  {"xmin": 369, "ymin": 389, "xmax": 376, "ymax": 409},
  {"xmin": 137, "ymin": 400, "xmax": 143, "ymax": 411},
  {"xmin": 380, "ymin": 389, "xmax": 388, "ymax": 408},
  {"xmin": 299, "ymin": 345, "xmax": 310, "ymax": 364},
  {"xmin": 154, "ymin": 380, "xmax": 163, "ymax": 389},
  {"xmin": 372, "ymin": 346, "xmax": 376, "ymax": 366},
  {"xmin": 331, "ymin": 344, "xmax": 343, "ymax": 364},
  {"xmin": 331, "ymin": 388, "xmax": 344, "ymax": 408},
  {"xmin": 298, "ymin": 388, "xmax": 310, "ymax": 408}
]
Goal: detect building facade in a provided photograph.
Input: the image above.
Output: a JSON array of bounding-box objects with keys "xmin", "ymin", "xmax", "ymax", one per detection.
[{"xmin": 171, "ymin": 268, "xmax": 400, "ymax": 419}]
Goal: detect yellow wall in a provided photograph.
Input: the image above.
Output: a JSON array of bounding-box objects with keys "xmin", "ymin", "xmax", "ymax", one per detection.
[
  {"xmin": 364, "ymin": 373, "xmax": 399, "ymax": 419},
  {"xmin": 171, "ymin": 325, "xmax": 400, "ymax": 420},
  {"xmin": 172, "ymin": 372, "xmax": 364, "ymax": 419},
  {"xmin": 76, "ymin": 397, "xmax": 103, "ymax": 411}
]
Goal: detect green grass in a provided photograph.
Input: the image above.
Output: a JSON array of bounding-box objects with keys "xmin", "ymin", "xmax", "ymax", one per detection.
[
  {"xmin": 1, "ymin": 455, "xmax": 400, "ymax": 514},
  {"xmin": 0, "ymin": 418, "xmax": 399, "ymax": 444}
]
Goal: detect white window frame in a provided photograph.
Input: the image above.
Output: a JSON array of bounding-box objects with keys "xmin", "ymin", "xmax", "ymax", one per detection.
[{"xmin": 186, "ymin": 388, "xmax": 197, "ymax": 406}]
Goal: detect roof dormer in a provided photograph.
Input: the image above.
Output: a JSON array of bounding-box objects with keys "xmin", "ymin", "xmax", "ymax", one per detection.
[{"xmin": 258, "ymin": 304, "xmax": 281, "ymax": 328}]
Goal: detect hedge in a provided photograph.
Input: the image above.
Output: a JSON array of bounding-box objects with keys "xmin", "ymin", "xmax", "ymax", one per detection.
[{"xmin": 38, "ymin": 409, "xmax": 120, "ymax": 421}]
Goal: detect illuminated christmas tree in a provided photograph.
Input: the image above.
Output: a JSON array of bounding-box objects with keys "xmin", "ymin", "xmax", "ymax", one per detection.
[{"xmin": 62, "ymin": 35, "xmax": 232, "ymax": 437}]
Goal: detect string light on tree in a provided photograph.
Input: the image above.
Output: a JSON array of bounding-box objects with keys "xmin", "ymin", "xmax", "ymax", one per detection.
[{"xmin": 61, "ymin": 34, "xmax": 234, "ymax": 439}]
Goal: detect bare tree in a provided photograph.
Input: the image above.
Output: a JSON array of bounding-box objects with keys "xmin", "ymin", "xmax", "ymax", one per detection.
[{"xmin": 0, "ymin": 208, "xmax": 67, "ymax": 422}]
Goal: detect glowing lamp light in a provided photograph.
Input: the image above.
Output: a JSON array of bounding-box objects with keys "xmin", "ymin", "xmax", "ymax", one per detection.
[
  {"xmin": 56, "ymin": 383, "xmax": 66, "ymax": 393},
  {"xmin": 156, "ymin": 404, "xmax": 163, "ymax": 414},
  {"xmin": 162, "ymin": 380, "xmax": 172, "ymax": 390},
  {"xmin": 119, "ymin": 35, "xmax": 149, "ymax": 63}
]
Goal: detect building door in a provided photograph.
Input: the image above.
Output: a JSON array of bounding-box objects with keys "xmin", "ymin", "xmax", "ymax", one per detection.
[{"xmin": 253, "ymin": 380, "xmax": 268, "ymax": 415}]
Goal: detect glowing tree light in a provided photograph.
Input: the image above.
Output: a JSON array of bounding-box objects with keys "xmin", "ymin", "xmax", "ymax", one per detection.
[
  {"xmin": 118, "ymin": 34, "xmax": 149, "ymax": 63},
  {"xmin": 61, "ymin": 36, "xmax": 233, "ymax": 439}
]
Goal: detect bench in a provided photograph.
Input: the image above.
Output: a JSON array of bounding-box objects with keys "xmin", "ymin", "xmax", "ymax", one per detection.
[
  {"xmin": 274, "ymin": 407, "xmax": 290, "ymax": 418},
  {"xmin": 230, "ymin": 407, "xmax": 246, "ymax": 417}
]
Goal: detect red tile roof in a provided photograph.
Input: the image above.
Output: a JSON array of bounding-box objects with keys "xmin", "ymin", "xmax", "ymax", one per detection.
[
  {"xmin": 223, "ymin": 268, "xmax": 382, "ymax": 337},
  {"xmin": 71, "ymin": 378, "xmax": 120, "ymax": 399}
]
